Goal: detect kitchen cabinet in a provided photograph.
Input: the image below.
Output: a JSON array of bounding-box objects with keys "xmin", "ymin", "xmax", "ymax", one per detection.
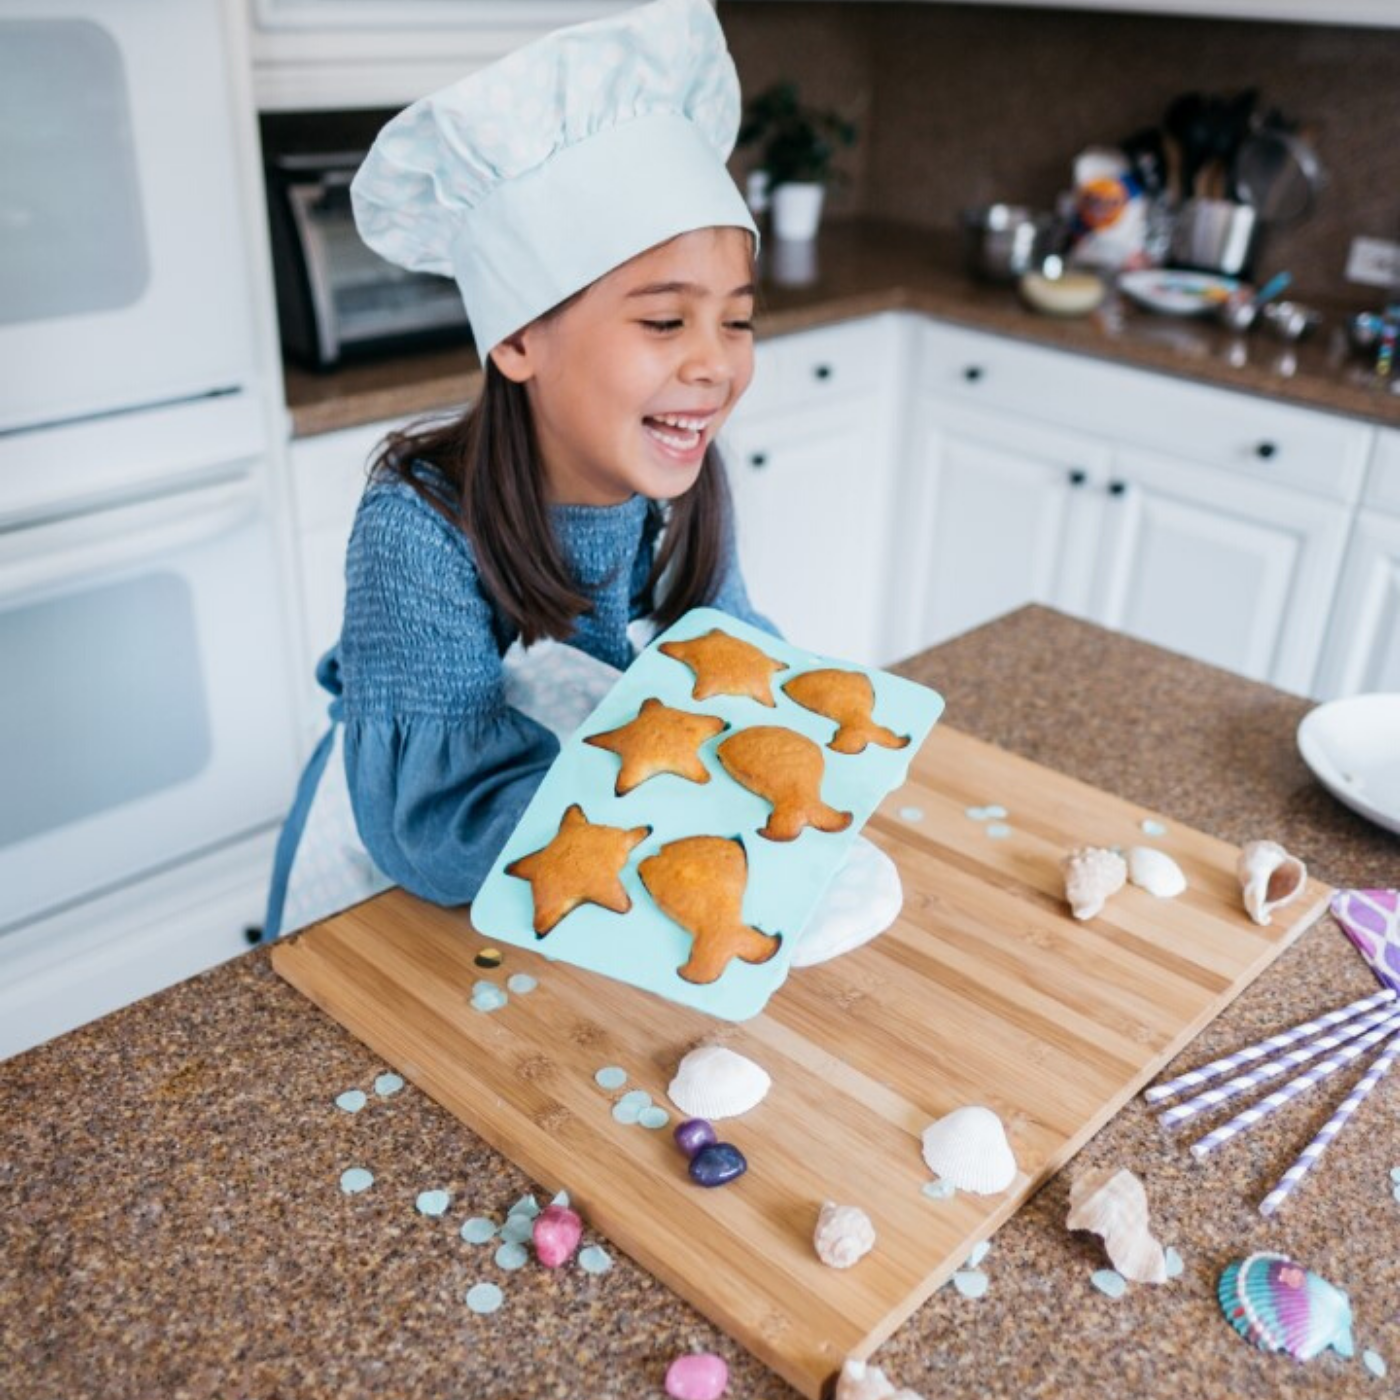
[
  {"xmin": 721, "ymin": 314, "xmax": 908, "ymax": 665},
  {"xmin": 907, "ymin": 319, "xmax": 1372, "ymax": 695},
  {"xmin": 1311, "ymin": 509, "xmax": 1400, "ymax": 698},
  {"xmin": 891, "ymin": 0, "xmax": 1400, "ymax": 25},
  {"xmin": 247, "ymin": 0, "xmax": 632, "ymax": 110}
]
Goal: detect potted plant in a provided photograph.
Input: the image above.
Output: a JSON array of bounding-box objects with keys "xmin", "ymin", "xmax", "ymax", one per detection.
[{"xmin": 738, "ymin": 81, "xmax": 857, "ymax": 242}]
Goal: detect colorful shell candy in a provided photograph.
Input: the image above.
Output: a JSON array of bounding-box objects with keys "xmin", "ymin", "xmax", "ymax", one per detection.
[
  {"xmin": 1217, "ymin": 1253, "xmax": 1354, "ymax": 1362},
  {"xmin": 532, "ymin": 1203, "xmax": 583, "ymax": 1268}
]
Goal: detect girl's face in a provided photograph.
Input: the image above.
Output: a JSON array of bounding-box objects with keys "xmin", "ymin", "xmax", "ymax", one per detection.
[{"xmin": 490, "ymin": 227, "xmax": 756, "ymax": 506}]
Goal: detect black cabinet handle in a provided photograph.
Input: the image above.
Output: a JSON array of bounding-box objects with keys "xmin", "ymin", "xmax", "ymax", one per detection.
[
  {"xmin": 963, "ymin": 365, "xmax": 984, "ymax": 383},
  {"xmin": 1256, "ymin": 441, "xmax": 1278, "ymax": 460},
  {"xmin": 749, "ymin": 452, "xmax": 768, "ymax": 469},
  {"xmin": 812, "ymin": 364, "xmax": 832, "ymax": 381},
  {"xmin": 1068, "ymin": 469, "xmax": 1088, "ymax": 487},
  {"xmin": 1108, "ymin": 480, "xmax": 1128, "ymax": 496}
]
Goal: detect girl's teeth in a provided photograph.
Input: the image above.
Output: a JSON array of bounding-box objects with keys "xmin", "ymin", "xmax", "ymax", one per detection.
[{"xmin": 645, "ymin": 421, "xmax": 701, "ymax": 450}]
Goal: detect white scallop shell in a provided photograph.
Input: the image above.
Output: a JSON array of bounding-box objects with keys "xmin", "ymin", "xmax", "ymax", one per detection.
[
  {"xmin": 667, "ymin": 1044, "xmax": 771, "ymax": 1121},
  {"xmin": 1237, "ymin": 839, "xmax": 1307, "ymax": 926},
  {"xmin": 1126, "ymin": 846, "xmax": 1187, "ymax": 899},
  {"xmin": 1061, "ymin": 846, "xmax": 1127, "ymax": 921},
  {"xmin": 919, "ymin": 1104, "xmax": 1018, "ymax": 1195},
  {"xmin": 793, "ymin": 836, "xmax": 903, "ymax": 967},
  {"xmin": 814, "ymin": 1201, "xmax": 876, "ymax": 1269},
  {"xmin": 834, "ymin": 1359, "xmax": 927, "ymax": 1400},
  {"xmin": 1066, "ymin": 1166, "xmax": 1168, "ymax": 1285}
]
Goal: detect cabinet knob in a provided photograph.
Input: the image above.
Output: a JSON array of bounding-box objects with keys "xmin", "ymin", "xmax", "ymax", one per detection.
[
  {"xmin": 963, "ymin": 365, "xmax": 984, "ymax": 383},
  {"xmin": 1068, "ymin": 469, "xmax": 1088, "ymax": 487},
  {"xmin": 812, "ymin": 363, "xmax": 833, "ymax": 381},
  {"xmin": 1108, "ymin": 479, "xmax": 1128, "ymax": 497},
  {"xmin": 749, "ymin": 452, "xmax": 768, "ymax": 469},
  {"xmin": 1256, "ymin": 441, "xmax": 1278, "ymax": 460}
]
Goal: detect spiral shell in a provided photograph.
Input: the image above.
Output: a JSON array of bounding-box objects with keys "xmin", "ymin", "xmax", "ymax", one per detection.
[
  {"xmin": 814, "ymin": 1201, "xmax": 876, "ymax": 1269},
  {"xmin": 1061, "ymin": 846, "xmax": 1127, "ymax": 921},
  {"xmin": 1236, "ymin": 841, "xmax": 1307, "ymax": 926},
  {"xmin": 667, "ymin": 1045, "xmax": 770, "ymax": 1121},
  {"xmin": 1066, "ymin": 1167, "xmax": 1167, "ymax": 1284},
  {"xmin": 920, "ymin": 1104, "xmax": 1017, "ymax": 1195}
]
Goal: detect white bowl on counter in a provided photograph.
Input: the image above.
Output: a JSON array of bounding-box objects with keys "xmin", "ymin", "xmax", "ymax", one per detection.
[{"xmin": 1297, "ymin": 694, "xmax": 1400, "ymax": 837}]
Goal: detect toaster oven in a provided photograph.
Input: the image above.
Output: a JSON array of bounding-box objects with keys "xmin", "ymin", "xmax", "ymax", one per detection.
[{"xmin": 266, "ymin": 152, "xmax": 473, "ymax": 370}]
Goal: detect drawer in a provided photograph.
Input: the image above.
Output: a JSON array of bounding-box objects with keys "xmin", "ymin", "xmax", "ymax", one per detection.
[
  {"xmin": 919, "ymin": 319, "xmax": 1374, "ymax": 504},
  {"xmin": 289, "ymin": 418, "xmax": 398, "ymax": 534},
  {"xmin": 1366, "ymin": 428, "xmax": 1400, "ymax": 512},
  {"xmin": 747, "ymin": 313, "xmax": 896, "ymax": 419}
]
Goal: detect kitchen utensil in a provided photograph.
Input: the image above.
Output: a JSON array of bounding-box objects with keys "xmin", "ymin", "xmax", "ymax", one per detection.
[
  {"xmin": 1261, "ymin": 299, "xmax": 1321, "ymax": 342},
  {"xmin": 1233, "ymin": 126, "xmax": 1324, "ymax": 226},
  {"xmin": 274, "ymin": 725, "xmax": 1330, "ymax": 1400},
  {"xmin": 961, "ymin": 204, "xmax": 1057, "ymax": 282},
  {"xmin": 1168, "ymin": 197, "xmax": 1258, "ymax": 276},
  {"xmin": 1164, "ymin": 92, "xmax": 1211, "ymax": 200},
  {"xmin": 1119, "ymin": 268, "xmax": 1239, "ymax": 316},
  {"xmin": 1217, "ymin": 269, "xmax": 1293, "ymax": 332},
  {"xmin": 1297, "ymin": 694, "xmax": 1400, "ymax": 835}
]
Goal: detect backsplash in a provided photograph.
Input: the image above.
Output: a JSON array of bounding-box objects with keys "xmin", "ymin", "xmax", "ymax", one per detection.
[{"xmin": 720, "ymin": 1, "xmax": 1400, "ymax": 300}]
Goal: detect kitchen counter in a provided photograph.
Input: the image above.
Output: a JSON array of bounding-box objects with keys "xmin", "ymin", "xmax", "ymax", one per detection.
[
  {"xmin": 284, "ymin": 219, "xmax": 1400, "ymax": 437},
  {"xmin": 3, "ymin": 606, "xmax": 1396, "ymax": 1399}
]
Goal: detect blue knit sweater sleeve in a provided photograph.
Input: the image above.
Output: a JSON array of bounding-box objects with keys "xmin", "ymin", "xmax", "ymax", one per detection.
[{"xmin": 337, "ymin": 480, "xmax": 560, "ymax": 906}]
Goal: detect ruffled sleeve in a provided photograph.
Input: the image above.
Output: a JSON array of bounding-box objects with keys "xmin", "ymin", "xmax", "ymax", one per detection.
[{"xmin": 338, "ymin": 480, "xmax": 559, "ymax": 906}]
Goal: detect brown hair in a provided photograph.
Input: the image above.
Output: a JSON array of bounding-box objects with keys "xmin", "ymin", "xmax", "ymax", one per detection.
[{"xmin": 369, "ymin": 353, "xmax": 734, "ymax": 647}]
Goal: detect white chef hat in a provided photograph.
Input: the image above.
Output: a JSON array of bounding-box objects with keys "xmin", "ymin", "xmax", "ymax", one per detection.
[{"xmin": 350, "ymin": 0, "xmax": 759, "ymax": 356}]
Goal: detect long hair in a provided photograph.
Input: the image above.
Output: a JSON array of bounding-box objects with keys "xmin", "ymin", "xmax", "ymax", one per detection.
[{"xmin": 369, "ymin": 356, "xmax": 734, "ymax": 646}]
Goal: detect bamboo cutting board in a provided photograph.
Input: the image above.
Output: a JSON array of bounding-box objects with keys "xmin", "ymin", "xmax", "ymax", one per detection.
[{"xmin": 272, "ymin": 725, "xmax": 1331, "ymax": 1399}]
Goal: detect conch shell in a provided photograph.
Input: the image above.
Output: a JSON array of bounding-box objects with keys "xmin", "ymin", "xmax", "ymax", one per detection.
[
  {"xmin": 1066, "ymin": 1166, "xmax": 1168, "ymax": 1284},
  {"xmin": 1126, "ymin": 846, "xmax": 1187, "ymax": 898},
  {"xmin": 667, "ymin": 1044, "xmax": 770, "ymax": 1121},
  {"xmin": 834, "ymin": 1358, "xmax": 926, "ymax": 1400},
  {"xmin": 814, "ymin": 1201, "xmax": 876, "ymax": 1269},
  {"xmin": 920, "ymin": 1105, "xmax": 1017, "ymax": 1195},
  {"xmin": 1237, "ymin": 840, "xmax": 1307, "ymax": 926},
  {"xmin": 1061, "ymin": 846, "xmax": 1128, "ymax": 920}
]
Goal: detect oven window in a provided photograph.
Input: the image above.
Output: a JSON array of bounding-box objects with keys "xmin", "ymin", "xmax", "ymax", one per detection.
[
  {"xmin": 0, "ymin": 572, "xmax": 211, "ymax": 847},
  {"xmin": 0, "ymin": 20, "xmax": 149, "ymax": 326}
]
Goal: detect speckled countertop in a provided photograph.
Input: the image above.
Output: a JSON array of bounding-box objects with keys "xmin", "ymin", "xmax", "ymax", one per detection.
[
  {"xmin": 3, "ymin": 607, "xmax": 1397, "ymax": 1399},
  {"xmin": 284, "ymin": 219, "xmax": 1400, "ymax": 438}
]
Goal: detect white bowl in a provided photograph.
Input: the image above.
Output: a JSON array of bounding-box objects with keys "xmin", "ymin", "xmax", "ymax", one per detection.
[
  {"xmin": 1018, "ymin": 269, "xmax": 1106, "ymax": 317},
  {"xmin": 1297, "ymin": 694, "xmax": 1400, "ymax": 837}
]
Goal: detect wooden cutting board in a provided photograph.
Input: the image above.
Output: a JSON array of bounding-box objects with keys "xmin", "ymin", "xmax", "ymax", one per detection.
[{"xmin": 272, "ymin": 725, "xmax": 1331, "ymax": 1399}]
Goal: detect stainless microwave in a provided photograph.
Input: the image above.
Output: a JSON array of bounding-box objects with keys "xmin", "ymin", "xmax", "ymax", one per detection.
[{"xmin": 265, "ymin": 152, "xmax": 473, "ymax": 370}]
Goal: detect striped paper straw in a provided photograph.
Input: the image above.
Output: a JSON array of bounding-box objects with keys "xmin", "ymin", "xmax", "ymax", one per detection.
[
  {"xmin": 1144, "ymin": 987, "xmax": 1397, "ymax": 1103},
  {"xmin": 1189, "ymin": 1012, "xmax": 1400, "ymax": 1160},
  {"xmin": 1259, "ymin": 1025, "xmax": 1400, "ymax": 1216},
  {"xmin": 1158, "ymin": 1003, "xmax": 1400, "ymax": 1128}
]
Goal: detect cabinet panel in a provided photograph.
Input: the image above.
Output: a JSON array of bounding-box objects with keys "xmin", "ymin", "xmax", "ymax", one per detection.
[
  {"xmin": 1096, "ymin": 450, "xmax": 1350, "ymax": 693},
  {"xmin": 1313, "ymin": 510, "xmax": 1400, "ymax": 699}
]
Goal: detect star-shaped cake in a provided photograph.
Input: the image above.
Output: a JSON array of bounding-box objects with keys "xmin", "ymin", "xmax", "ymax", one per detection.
[
  {"xmin": 584, "ymin": 697, "xmax": 727, "ymax": 795},
  {"xmin": 658, "ymin": 627, "xmax": 785, "ymax": 706}
]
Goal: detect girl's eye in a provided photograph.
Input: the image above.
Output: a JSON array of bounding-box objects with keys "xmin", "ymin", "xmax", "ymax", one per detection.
[
  {"xmin": 641, "ymin": 319, "xmax": 682, "ymax": 332},
  {"xmin": 727, "ymin": 319, "xmax": 755, "ymax": 333}
]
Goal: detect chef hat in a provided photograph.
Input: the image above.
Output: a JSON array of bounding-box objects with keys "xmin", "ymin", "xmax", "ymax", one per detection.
[{"xmin": 351, "ymin": 0, "xmax": 758, "ymax": 355}]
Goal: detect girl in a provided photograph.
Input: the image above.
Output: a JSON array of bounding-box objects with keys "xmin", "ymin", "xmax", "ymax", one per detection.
[{"xmin": 263, "ymin": 0, "xmax": 774, "ymax": 938}]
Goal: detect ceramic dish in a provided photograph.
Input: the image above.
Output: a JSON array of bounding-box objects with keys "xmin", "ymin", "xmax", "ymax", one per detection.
[
  {"xmin": 1118, "ymin": 269, "xmax": 1239, "ymax": 317},
  {"xmin": 1296, "ymin": 694, "xmax": 1400, "ymax": 837}
]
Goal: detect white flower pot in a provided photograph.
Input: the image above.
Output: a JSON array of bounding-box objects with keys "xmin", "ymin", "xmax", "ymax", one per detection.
[{"xmin": 771, "ymin": 182, "xmax": 826, "ymax": 242}]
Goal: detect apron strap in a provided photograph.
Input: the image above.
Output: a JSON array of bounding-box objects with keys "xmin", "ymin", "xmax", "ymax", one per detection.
[{"xmin": 261, "ymin": 719, "xmax": 339, "ymax": 940}]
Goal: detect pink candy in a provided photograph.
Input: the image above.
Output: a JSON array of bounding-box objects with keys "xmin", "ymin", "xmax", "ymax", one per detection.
[
  {"xmin": 531, "ymin": 1204, "xmax": 582, "ymax": 1268},
  {"xmin": 664, "ymin": 1352, "xmax": 728, "ymax": 1400}
]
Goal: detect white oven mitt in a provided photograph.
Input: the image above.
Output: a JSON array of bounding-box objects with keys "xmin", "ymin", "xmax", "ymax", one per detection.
[{"xmin": 791, "ymin": 834, "xmax": 903, "ymax": 967}]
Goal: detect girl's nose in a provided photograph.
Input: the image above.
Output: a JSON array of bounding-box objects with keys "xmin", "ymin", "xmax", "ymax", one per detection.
[{"xmin": 678, "ymin": 323, "xmax": 737, "ymax": 385}]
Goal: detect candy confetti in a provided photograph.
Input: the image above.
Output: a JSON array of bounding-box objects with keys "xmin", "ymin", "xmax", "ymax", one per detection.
[
  {"xmin": 898, "ymin": 806, "xmax": 924, "ymax": 822},
  {"xmin": 1165, "ymin": 1247, "xmax": 1184, "ymax": 1279},
  {"xmin": 474, "ymin": 947, "xmax": 503, "ymax": 969},
  {"xmin": 966, "ymin": 1240, "xmax": 991, "ymax": 1268},
  {"xmin": 465, "ymin": 1282, "xmax": 503, "ymax": 1315},
  {"xmin": 416, "ymin": 1189, "xmax": 450, "ymax": 1217},
  {"xmin": 1091, "ymin": 1269, "xmax": 1127, "ymax": 1298},
  {"xmin": 335, "ymin": 1090, "xmax": 367, "ymax": 1114},
  {"xmin": 578, "ymin": 1245, "xmax": 613, "ymax": 1275},
  {"xmin": 470, "ymin": 981, "xmax": 508, "ymax": 1013},
  {"xmin": 506, "ymin": 973, "xmax": 538, "ymax": 995},
  {"xmin": 986, "ymin": 823, "xmax": 1012, "ymax": 839},
  {"xmin": 1364, "ymin": 1350, "xmax": 1387, "ymax": 1378},
  {"xmin": 494, "ymin": 1241, "xmax": 529, "ymax": 1271},
  {"xmin": 922, "ymin": 1179, "xmax": 955, "ymax": 1200},
  {"xmin": 509, "ymin": 1194, "xmax": 540, "ymax": 1219},
  {"xmin": 500, "ymin": 1214, "xmax": 535, "ymax": 1244},
  {"xmin": 1140, "ymin": 819, "xmax": 1168, "ymax": 837},
  {"xmin": 612, "ymin": 1089, "xmax": 653, "ymax": 1125},
  {"xmin": 339, "ymin": 1167, "xmax": 374, "ymax": 1195},
  {"xmin": 374, "ymin": 1072, "xmax": 404, "ymax": 1097},
  {"xmin": 953, "ymin": 1269, "xmax": 989, "ymax": 1299},
  {"xmin": 594, "ymin": 1066, "xmax": 628, "ymax": 1091},
  {"xmin": 460, "ymin": 1217, "xmax": 498, "ymax": 1244}
]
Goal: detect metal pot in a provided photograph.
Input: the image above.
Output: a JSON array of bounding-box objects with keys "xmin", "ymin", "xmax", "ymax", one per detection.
[
  {"xmin": 961, "ymin": 205, "xmax": 1057, "ymax": 283},
  {"xmin": 1168, "ymin": 198, "xmax": 1258, "ymax": 277}
]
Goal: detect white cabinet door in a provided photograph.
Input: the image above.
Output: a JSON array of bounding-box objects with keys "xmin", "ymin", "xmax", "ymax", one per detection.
[
  {"xmin": 903, "ymin": 396, "xmax": 1112, "ymax": 652},
  {"xmin": 1313, "ymin": 510, "xmax": 1400, "ymax": 699},
  {"xmin": 1093, "ymin": 449, "xmax": 1350, "ymax": 693},
  {"xmin": 721, "ymin": 399, "xmax": 897, "ymax": 666}
]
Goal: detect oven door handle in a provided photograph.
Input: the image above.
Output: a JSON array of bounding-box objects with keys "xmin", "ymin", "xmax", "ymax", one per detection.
[{"xmin": 0, "ymin": 481, "xmax": 261, "ymax": 602}]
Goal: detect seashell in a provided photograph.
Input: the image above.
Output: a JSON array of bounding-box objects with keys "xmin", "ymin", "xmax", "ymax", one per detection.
[
  {"xmin": 814, "ymin": 1201, "xmax": 876, "ymax": 1269},
  {"xmin": 919, "ymin": 1105, "xmax": 1017, "ymax": 1195},
  {"xmin": 1218, "ymin": 1253, "xmax": 1354, "ymax": 1361},
  {"xmin": 1237, "ymin": 841, "xmax": 1307, "ymax": 926},
  {"xmin": 1061, "ymin": 846, "xmax": 1127, "ymax": 920},
  {"xmin": 1126, "ymin": 847, "xmax": 1187, "ymax": 899},
  {"xmin": 668, "ymin": 1044, "xmax": 771, "ymax": 1120},
  {"xmin": 833, "ymin": 1358, "xmax": 927, "ymax": 1400},
  {"xmin": 1066, "ymin": 1167, "xmax": 1168, "ymax": 1284}
]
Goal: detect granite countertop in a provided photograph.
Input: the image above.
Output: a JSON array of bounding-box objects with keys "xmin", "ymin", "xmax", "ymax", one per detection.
[
  {"xmin": 284, "ymin": 219, "xmax": 1400, "ymax": 438},
  {"xmin": 3, "ymin": 607, "xmax": 1397, "ymax": 1399}
]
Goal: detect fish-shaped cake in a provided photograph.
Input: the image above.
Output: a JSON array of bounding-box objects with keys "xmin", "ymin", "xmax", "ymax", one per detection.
[
  {"xmin": 782, "ymin": 668, "xmax": 910, "ymax": 755},
  {"xmin": 716, "ymin": 726, "xmax": 853, "ymax": 842},
  {"xmin": 639, "ymin": 835, "xmax": 782, "ymax": 984},
  {"xmin": 659, "ymin": 628, "xmax": 785, "ymax": 706}
]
